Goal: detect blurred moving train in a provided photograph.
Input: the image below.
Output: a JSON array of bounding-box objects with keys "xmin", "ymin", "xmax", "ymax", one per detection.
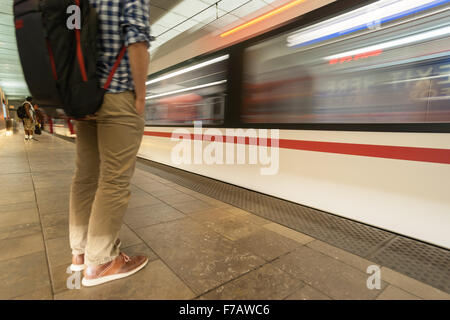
[{"xmin": 47, "ymin": 0, "xmax": 450, "ymax": 249}]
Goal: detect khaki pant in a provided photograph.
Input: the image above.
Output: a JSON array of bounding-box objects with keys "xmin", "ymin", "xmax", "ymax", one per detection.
[
  {"xmin": 23, "ymin": 118, "xmax": 34, "ymax": 131},
  {"xmin": 69, "ymin": 91, "xmax": 145, "ymax": 266}
]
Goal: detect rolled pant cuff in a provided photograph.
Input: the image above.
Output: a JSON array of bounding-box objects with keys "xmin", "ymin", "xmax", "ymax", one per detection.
[
  {"xmin": 85, "ymin": 254, "xmax": 118, "ymax": 267},
  {"xmin": 71, "ymin": 249, "xmax": 85, "ymax": 256}
]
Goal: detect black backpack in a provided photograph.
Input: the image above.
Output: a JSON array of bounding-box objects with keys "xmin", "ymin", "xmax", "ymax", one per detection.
[
  {"xmin": 14, "ymin": 0, "xmax": 125, "ymax": 118},
  {"xmin": 34, "ymin": 124, "xmax": 42, "ymax": 135},
  {"xmin": 17, "ymin": 102, "xmax": 30, "ymax": 119}
]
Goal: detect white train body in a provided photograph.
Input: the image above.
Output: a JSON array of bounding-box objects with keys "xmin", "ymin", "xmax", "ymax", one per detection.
[{"xmin": 139, "ymin": 127, "xmax": 450, "ymax": 249}]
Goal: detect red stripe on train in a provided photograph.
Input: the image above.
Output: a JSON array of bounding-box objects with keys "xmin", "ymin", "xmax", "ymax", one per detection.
[{"xmin": 143, "ymin": 131, "xmax": 450, "ymax": 165}]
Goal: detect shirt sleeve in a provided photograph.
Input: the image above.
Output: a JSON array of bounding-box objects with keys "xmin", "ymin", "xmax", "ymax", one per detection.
[{"xmin": 121, "ymin": 0, "xmax": 151, "ymax": 47}]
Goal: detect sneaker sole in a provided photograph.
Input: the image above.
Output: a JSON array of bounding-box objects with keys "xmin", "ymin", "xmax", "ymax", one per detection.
[
  {"xmin": 81, "ymin": 258, "xmax": 148, "ymax": 287},
  {"xmin": 70, "ymin": 264, "xmax": 85, "ymax": 272}
]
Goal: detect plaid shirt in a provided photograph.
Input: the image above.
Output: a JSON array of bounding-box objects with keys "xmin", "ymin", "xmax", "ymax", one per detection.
[{"xmin": 89, "ymin": 0, "xmax": 151, "ymax": 93}]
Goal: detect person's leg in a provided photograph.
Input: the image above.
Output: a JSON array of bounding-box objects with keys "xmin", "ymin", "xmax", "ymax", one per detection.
[
  {"xmin": 23, "ymin": 120, "xmax": 29, "ymax": 139},
  {"xmin": 84, "ymin": 91, "xmax": 144, "ymax": 266},
  {"xmin": 25, "ymin": 118, "xmax": 34, "ymax": 139},
  {"xmin": 69, "ymin": 120, "xmax": 100, "ymax": 257}
]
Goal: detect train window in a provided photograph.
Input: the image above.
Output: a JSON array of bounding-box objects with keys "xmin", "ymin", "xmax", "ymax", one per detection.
[
  {"xmin": 145, "ymin": 55, "xmax": 228, "ymax": 126},
  {"xmin": 242, "ymin": 1, "xmax": 450, "ymax": 124}
]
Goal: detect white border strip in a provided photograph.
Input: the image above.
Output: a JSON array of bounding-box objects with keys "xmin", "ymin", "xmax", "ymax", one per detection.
[
  {"xmin": 146, "ymin": 55, "xmax": 229, "ymax": 86},
  {"xmin": 324, "ymin": 25, "xmax": 450, "ymax": 60},
  {"xmin": 287, "ymin": 0, "xmax": 443, "ymax": 47},
  {"xmin": 146, "ymin": 80, "xmax": 227, "ymax": 100}
]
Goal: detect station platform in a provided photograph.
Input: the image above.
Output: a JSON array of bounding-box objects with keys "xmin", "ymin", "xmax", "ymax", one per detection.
[{"xmin": 0, "ymin": 132, "xmax": 449, "ymax": 300}]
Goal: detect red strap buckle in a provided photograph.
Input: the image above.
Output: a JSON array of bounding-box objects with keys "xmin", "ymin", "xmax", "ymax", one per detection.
[{"xmin": 15, "ymin": 19, "xmax": 24, "ymax": 29}]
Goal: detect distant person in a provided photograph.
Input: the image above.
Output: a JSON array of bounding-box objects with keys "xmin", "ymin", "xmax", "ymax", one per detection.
[
  {"xmin": 18, "ymin": 96, "xmax": 36, "ymax": 141},
  {"xmin": 33, "ymin": 104, "xmax": 45, "ymax": 131},
  {"xmin": 69, "ymin": 0, "xmax": 151, "ymax": 287},
  {"xmin": 5, "ymin": 117, "xmax": 12, "ymax": 132}
]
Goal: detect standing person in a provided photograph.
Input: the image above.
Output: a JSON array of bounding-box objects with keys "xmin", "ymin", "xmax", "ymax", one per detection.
[
  {"xmin": 21, "ymin": 96, "xmax": 35, "ymax": 141},
  {"xmin": 33, "ymin": 104, "xmax": 45, "ymax": 131},
  {"xmin": 69, "ymin": 0, "xmax": 151, "ymax": 287}
]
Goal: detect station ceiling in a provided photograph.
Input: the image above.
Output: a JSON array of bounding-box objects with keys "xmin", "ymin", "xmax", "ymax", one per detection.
[{"xmin": 0, "ymin": 0, "xmax": 281, "ymax": 100}]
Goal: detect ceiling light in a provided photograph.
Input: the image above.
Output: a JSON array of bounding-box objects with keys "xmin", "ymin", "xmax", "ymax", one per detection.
[{"xmin": 220, "ymin": 0, "xmax": 307, "ymax": 38}]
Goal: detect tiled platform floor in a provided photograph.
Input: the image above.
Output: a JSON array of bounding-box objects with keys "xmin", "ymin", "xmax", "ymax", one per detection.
[{"xmin": 0, "ymin": 132, "xmax": 449, "ymax": 300}]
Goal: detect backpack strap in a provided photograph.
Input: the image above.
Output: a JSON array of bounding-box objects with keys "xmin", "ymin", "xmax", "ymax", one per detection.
[
  {"xmin": 103, "ymin": 45, "xmax": 127, "ymax": 90},
  {"xmin": 75, "ymin": 0, "xmax": 88, "ymax": 82}
]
